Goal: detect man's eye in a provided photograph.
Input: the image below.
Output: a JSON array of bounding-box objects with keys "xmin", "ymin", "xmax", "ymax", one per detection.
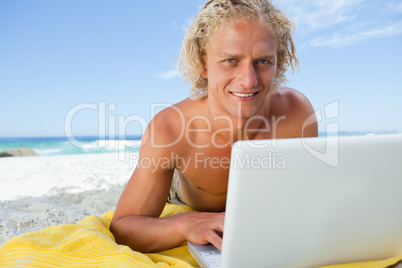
[
  {"xmin": 226, "ymin": 59, "xmax": 234, "ymax": 63},
  {"xmin": 259, "ymin": 59, "xmax": 268, "ymax": 64}
]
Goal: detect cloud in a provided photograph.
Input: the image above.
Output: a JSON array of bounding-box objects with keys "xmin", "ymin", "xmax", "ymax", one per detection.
[
  {"xmin": 172, "ymin": 3, "xmax": 202, "ymax": 33},
  {"xmin": 278, "ymin": 0, "xmax": 365, "ymax": 32},
  {"xmin": 275, "ymin": 0, "xmax": 402, "ymax": 48},
  {"xmin": 180, "ymin": 17, "xmax": 194, "ymax": 32},
  {"xmin": 305, "ymin": 20, "xmax": 402, "ymax": 47},
  {"xmin": 388, "ymin": 1, "xmax": 402, "ymax": 14},
  {"xmin": 172, "ymin": 3, "xmax": 201, "ymax": 33},
  {"xmin": 154, "ymin": 70, "xmax": 180, "ymax": 79},
  {"xmin": 172, "ymin": 17, "xmax": 194, "ymax": 32}
]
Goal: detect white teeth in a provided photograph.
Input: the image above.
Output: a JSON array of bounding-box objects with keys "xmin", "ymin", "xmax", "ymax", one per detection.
[{"xmin": 232, "ymin": 92, "xmax": 255, "ymax": 98}]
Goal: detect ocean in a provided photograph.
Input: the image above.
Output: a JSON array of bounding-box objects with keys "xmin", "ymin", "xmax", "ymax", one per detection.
[
  {"xmin": 0, "ymin": 136, "xmax": 142, "ymax": 156},
  {"xmin": 0, "ymin": 131, "xmax": 400, "ymax": 156}
]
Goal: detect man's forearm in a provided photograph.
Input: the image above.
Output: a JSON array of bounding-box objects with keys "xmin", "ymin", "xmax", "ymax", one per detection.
[{"xmin": 110, "ymin": 214, "xmax": 185, "ymax": 253}]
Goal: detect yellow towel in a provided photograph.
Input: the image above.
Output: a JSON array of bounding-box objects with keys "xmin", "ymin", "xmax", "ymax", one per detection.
[
  {"xmin": 0, "ymin": 203, "xmax": 401, "ymax": 268},
  {"xmin": 0, "ymin": 204, "xmax": 198, "ymax": 267}
]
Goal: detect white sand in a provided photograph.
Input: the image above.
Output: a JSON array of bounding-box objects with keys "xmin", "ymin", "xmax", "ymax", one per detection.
[{"xmin": 0, "ymin": 152, "xmax": 137, "ymax": 246}]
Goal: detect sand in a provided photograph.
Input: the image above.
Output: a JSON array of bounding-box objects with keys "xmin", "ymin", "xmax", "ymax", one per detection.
[{"xmin": 0, "ymin": 152, "xmax": 137, "ymax": 246}]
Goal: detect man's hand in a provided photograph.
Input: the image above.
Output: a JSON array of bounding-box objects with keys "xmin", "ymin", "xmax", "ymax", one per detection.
[{"xmin": 175, "ymin": 212, "xmax": 225, "ymax": 250}]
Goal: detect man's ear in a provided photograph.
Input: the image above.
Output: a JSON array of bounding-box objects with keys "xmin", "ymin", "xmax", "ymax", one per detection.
[
  {"xmin": 201, "ymin": 56, "xmax": 208, "ymax": 78},
  {"xmin": 202, "ymin": 68, "xmax": 208, "ymax": 79}
]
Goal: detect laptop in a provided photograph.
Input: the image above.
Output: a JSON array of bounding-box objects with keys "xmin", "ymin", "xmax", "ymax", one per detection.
[{"xmin": 188, "ymin": 134, "xmax": 402, "ymax": 268}]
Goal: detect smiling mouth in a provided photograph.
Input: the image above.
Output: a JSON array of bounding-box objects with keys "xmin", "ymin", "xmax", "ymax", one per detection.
[{"xmin": 230, "ymin": 92, "xmax": 258, "ymax": 98}]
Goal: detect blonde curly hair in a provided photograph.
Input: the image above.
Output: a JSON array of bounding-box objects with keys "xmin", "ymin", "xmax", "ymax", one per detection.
[{"xmin": 177, "ymin": 0, "xmax": 298, "ymax": 100}]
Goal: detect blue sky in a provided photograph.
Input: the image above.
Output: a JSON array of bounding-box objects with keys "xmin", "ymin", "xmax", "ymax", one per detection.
[{"xmin": 0, "ymin": 0, "xmax": 401, "ymax": 137}]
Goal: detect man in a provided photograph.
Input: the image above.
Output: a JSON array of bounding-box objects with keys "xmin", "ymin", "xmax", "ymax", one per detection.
[{"xmin": 110, "ymin": 0, "xmax": 318, "ymax": 253}]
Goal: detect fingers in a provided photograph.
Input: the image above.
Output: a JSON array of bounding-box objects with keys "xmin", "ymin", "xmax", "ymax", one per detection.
[
  {"xmin": 215, "ymin": 213, "xmax": 225, "ymax": 232},
  {"xmin": 181, "ymin": 212, "xmax": 225, "ymax": 250},
  {"xmin": 205, "ymin": 214, "xmax": 224, "ymax": 250},
  {"xmin": 205, "ymin": 229, "xmax": 223, "ymax": 251}
]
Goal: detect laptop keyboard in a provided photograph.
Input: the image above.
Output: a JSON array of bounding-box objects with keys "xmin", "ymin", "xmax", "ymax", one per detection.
[{"xmin": 199, "ymin": 247, "xmax": 221, "ymax": 267}]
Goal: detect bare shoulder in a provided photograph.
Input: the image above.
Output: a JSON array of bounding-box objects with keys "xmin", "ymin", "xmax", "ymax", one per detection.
[
  {"xmin": 270, "ymin": 87, "xmax": 312, "ymax": 111},
  {"xmin": 269, "ymin": 87, "xmax": 318, "ymax": 138},
  {"xmin": 141, "ymin": 98, "xmax": 203, "ymax": 151}
]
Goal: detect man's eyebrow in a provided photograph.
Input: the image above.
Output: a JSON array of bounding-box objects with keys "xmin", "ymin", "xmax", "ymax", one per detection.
[
  {"xmin": 218, "ymin": 53, "xmax": 276, "ymax": 59},
  {"xmin": 218, "ymin": 53, "xmax": 242, "ymax": 58},
  {"xmin": 258, "ymin": 54, "xmax": 276, "ymax": 59}
]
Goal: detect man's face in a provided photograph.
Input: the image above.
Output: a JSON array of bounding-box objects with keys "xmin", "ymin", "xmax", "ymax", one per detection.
[{"xmin": 202, "ymin": 19, "xmax": 277, "ymax": 118}]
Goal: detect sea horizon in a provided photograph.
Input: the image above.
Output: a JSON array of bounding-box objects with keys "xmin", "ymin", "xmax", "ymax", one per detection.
[
  {"xmin": 0, "ymin": 130, "xmax": 401, "ymax": 156},
  {"xmin": 0, "ymin": 135, "xmax": 143, "ymax": 156}
]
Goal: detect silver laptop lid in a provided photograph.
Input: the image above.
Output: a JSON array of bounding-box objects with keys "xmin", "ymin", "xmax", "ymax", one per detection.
[{"xmin": 221, "ymin": 134, "xmax": 402, "ymax": 268}]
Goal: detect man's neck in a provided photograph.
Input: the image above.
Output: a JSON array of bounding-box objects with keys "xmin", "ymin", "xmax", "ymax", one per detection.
[{"xmin": 205, "ymin": 98, "xmax": 272, "ymax": 145}]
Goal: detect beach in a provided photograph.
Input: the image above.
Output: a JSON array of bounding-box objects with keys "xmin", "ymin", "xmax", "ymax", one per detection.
[{"xmin": 0, "ymin": 152, "xmax": 136, "ymax": 246}]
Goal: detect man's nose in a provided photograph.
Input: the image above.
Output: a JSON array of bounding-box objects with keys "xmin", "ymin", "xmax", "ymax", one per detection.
[{"xmin": 237, "ymin": 63, "xmax": 258, "ymax": 89}]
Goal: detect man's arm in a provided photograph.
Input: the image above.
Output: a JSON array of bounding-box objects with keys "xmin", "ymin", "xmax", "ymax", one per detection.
[
  {"xmin": 109, "ymin": 168, "xmax": 225, "ymax": 252},
  {"xmin": 109, "ymin": 108, "xmax": 224, "ymax": 253}
]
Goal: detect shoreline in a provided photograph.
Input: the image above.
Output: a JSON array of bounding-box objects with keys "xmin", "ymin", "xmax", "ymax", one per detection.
[{"xmin": 0, "ymin": 152, "xmax": 136, "ymax": 246}]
